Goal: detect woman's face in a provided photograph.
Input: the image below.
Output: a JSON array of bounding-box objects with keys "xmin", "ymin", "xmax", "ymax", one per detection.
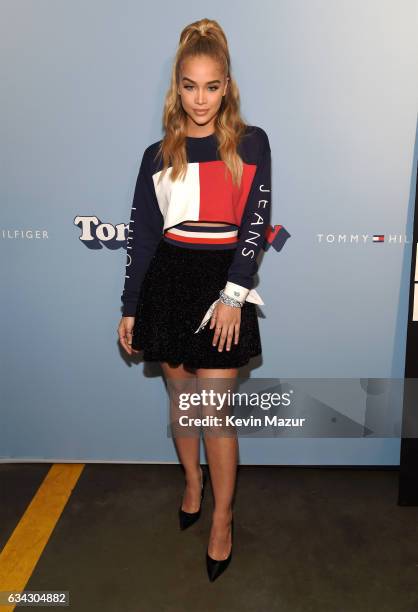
[{"xmin": 178, "ymin": 55, "xmax": 229, "ymax": 132}]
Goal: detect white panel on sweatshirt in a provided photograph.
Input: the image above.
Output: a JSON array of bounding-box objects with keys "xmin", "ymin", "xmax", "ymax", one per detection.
[{"xmin": 152, "ymin": 162, "xmax": 200, "ymax": 230}]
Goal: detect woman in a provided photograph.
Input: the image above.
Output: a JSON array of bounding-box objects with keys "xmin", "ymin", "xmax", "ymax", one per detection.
[{"xmin": 118, "ymin": 18, "xmax": 271, "ymax": 582}]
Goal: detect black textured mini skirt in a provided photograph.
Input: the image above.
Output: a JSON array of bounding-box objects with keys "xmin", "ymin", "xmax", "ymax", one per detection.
[{"xmin": 131, "ymin": 224, "xmax": 262, "ymax": 369}]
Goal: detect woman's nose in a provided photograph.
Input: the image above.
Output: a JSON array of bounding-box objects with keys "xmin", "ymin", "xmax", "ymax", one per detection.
[{"xmin": 195, "ymin": 90, "xmax": 207, "ymax": 104}]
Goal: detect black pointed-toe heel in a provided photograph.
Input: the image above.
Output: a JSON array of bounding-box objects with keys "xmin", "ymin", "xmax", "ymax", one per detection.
[
  {"xmin": 206, "ymin": 516, "xmax": 234, "ymax": 582},
  {"xmin": 178, "ymin": 466, "xmax": 207, "ymax": 531}
]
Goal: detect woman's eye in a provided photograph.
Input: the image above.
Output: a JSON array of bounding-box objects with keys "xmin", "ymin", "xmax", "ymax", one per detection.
[{"xmin": 183, "ymin": 86, "xmax": 219, "ymax": 92}]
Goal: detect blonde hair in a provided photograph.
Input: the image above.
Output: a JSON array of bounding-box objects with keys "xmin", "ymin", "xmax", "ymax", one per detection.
[{"xmin": 154, "ymin": 18, "xmax": 247, "ymax": 187}]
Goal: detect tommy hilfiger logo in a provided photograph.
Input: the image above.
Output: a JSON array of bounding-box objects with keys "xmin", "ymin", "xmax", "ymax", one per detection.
[
  {"xmin": 263, "ymin": 224, "xmax": 291, "ymax": 252},
  {"xmin": 316, "ymin": 234, "xmax": 411, "ymax": 244},
  {"xmin": 74, "ymin": 215, "xmax": 291, "ymax": 254}
]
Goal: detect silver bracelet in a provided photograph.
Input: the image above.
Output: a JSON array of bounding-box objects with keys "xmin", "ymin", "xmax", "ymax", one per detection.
[{"xmin": 219, "ymin": 290, "xmax": 243, "ymax": 308}]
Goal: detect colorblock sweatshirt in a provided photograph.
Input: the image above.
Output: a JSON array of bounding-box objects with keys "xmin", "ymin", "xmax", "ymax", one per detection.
[{"xmin": 121, "ymin": 125, "xmax": 271, "ymax": 317}]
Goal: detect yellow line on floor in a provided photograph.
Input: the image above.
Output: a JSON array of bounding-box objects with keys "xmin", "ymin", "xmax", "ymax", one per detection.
[{"xmin": 0, "ymin": 463, "xmax": 85, "ymax": 611}]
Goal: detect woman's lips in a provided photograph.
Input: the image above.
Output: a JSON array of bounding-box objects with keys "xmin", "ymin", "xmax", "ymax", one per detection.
[{"xmin": 194, "ymin": 109, "xmax": 208, "ymax": 115}]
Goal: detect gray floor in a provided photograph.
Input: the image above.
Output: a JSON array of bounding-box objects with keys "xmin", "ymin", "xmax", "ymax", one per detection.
[{"xmin": 1, "ymin": 464, "xmax": 417, "ymax": 612}]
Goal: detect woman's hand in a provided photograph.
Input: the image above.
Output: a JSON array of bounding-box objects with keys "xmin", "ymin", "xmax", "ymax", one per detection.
[
  {"xmin": 210, "ymin": 301, "xmax": 241, "ymax": 352},
  {"xmin": 118, "ymin": 316, "xmax": 140, "ymax": 356}
]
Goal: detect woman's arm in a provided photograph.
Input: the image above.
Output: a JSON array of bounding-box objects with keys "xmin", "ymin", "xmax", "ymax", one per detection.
[
  {"xmin": 223, "ymin": 127, "xmax": 272, "ymax": 303},
  {"xmin": 121, "ymin": 147, "xmax": 164, "ymax": 316}
]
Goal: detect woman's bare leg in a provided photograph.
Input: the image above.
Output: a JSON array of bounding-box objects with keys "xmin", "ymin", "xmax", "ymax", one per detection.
[
  {"xmin": 196, "ymin": 367, "xmax": 239, "ymax": 560},
  {"xmin": 160, "ymin": 361, "xmax": 202, "ymax": 512}
]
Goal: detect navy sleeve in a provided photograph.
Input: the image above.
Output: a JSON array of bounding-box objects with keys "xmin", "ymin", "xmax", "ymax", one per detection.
[
  {"xmin": 121, "ymin": 147, "xmax": 164, "ymax": 316},
  {"xmin": 225, "ymin": 128, "xmax": 271, "ymax": 297}
]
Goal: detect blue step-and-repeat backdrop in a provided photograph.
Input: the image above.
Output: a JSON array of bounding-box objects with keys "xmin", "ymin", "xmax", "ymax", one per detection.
[{"xmin": 2, "ymin": 0, "xmax": 418, "ymax": 464}]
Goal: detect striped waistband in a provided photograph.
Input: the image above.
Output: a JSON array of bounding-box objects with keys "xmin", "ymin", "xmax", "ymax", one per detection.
[{"xmin": 163, "ymin": 223, "xmax": 239, "ymax": 250}]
